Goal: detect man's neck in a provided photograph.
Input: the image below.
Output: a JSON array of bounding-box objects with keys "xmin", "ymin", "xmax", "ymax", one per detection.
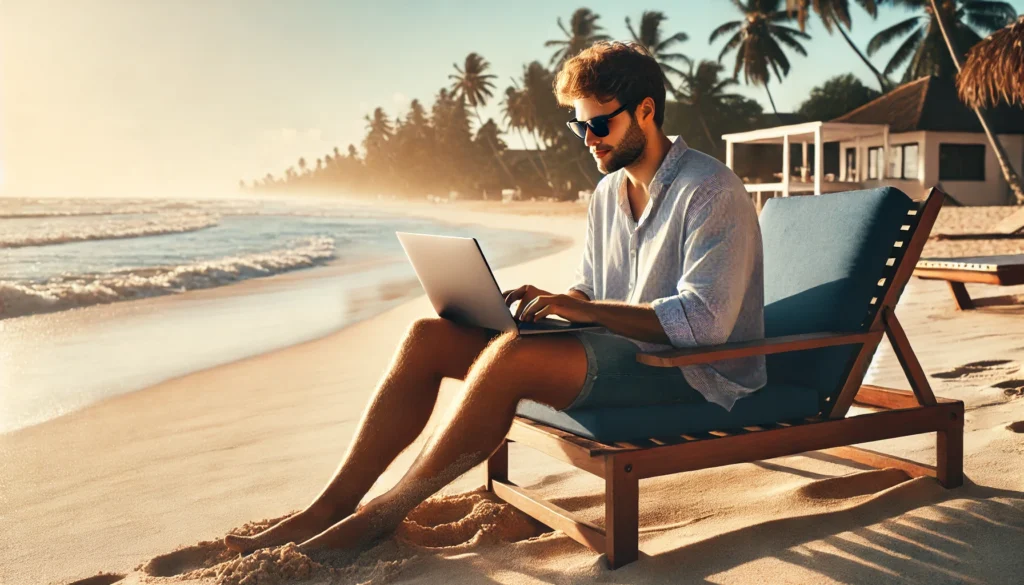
[{"xmin": 624, "ymin": 133, "xmax": 673, "ymax": 199}]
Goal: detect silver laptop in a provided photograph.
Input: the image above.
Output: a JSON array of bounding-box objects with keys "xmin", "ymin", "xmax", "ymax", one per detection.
[{"xmin": 396, "ymin": 232, "xmax": 603, "ymax": 335}]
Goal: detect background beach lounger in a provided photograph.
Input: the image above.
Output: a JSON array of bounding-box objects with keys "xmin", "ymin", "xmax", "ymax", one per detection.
[{"xmin": 914, "ymin": 255, "xmax": 1024, "ymax": 310}]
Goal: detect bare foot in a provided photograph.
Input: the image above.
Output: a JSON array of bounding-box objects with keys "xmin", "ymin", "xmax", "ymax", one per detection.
[
  {"xmin": 224, "ymin": 505, "xmax": 344, "ymax": 555},
  {"xmin": 297, "ymin": 502, "xmax": 401, "ymax": 553}
]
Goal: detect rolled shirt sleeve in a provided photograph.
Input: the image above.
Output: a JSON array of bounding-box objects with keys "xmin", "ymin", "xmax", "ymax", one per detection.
[{"xmin": 650, "ymin": 176, "xmax": 758, "ymax": 349}]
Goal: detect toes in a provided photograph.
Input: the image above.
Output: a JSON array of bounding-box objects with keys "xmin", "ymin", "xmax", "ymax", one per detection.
[{"xmin": 223, "ymin": 534, "xmax": 257, "ymax": 553}]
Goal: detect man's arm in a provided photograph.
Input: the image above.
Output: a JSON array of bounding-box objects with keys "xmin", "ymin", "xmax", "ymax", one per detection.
[
  {"xmin": 566, "ymin": 288, "xmax": 591, "ymax": 302},
  {"xmin": 581, "ymin": 300, "xmax": 671, "ymax": 344}
]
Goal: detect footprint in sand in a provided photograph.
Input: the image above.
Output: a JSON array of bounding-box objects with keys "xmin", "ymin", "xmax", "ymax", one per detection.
[
  {"xmin": 933, "ymin": 360, "xmax": 1019, "ymax": 381},
  {"xmin": 994, "ymin": 380, "xmax": 1024, "ymax": 398},
  {"xmin": 143, "ymin": 540, "xmax": 235, "ymax": 577},
  {"xmin": 63, "ymin": 574, "xmax": 125, "ymax": 585},
  {"xmin": 1007, "ymin": 421, "xmax": 1024, "ymax": 433},
  {"xmin": 796, "ymin": 468, "xmax": 910, "ymax": 501}
]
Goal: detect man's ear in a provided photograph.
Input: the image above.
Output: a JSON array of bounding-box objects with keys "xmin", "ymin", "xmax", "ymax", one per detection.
[{"xmin": 639, "ymin": 98, "xmax": 655, "ymax": 124}]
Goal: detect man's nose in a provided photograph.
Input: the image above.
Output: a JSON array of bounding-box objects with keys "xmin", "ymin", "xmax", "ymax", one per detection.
[{"xmin": 584, "ymin": 127, "xmax": 600, "ymax": 148}]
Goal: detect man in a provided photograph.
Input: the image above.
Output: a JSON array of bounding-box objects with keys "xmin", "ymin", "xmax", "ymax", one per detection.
[{"xmin": 224, "ymin": 41, "xmax": 765, "ymax": 555}]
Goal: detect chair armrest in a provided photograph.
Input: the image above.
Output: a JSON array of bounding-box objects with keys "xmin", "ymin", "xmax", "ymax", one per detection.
[{"xmin": 636, "ymin": 331, "xmax": 880, "ymax": 367}]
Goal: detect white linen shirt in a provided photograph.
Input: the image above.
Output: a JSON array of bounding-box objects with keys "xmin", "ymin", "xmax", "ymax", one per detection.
[{"xmin": 570, "ymin": 136, "xmax": 767, "ymax": 410}]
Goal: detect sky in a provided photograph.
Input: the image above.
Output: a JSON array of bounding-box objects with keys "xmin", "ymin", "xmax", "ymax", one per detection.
[{"xmin": 2, "ymin": 0, "xmax": 1023, "ymax": 198}]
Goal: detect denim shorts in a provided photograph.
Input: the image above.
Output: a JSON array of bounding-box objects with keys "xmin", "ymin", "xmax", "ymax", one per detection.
[{"xmin": 562, "ymin": 330, "xmax": 707, "ymax": 411}]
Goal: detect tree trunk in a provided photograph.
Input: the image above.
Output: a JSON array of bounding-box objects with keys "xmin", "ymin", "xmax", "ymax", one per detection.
[
  {"xmin": 474, "ymin": 109, "xmax": 518, "ymax": 189},
  {"xmin": 764, "ymin": 82, "xmax": 779, "ymax": 115},
  {"xmin": 515, "ymin": 128, "xmax": 547, "ymax": 182},
  {"xmin": 697, "ymin": 107, "xmax": 718, "ymax": 154},
  {"xmin": 836, "ymin": 22, "xmax": 889, "ymax": 92},
  {"xmin": 930, "ymin": 0, "xmax": 1024, "ymax": 205}
]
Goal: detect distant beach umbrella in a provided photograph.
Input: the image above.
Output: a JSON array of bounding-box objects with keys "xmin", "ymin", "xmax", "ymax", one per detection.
[{"xmin": 957, "ymin": 15, "xmax": 1024, "ymax": 109}]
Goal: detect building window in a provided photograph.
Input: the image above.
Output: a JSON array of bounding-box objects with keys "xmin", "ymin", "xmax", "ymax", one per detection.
[
  {"xmin": 903, "ymin": 144, "xmax": 919, "ymax": 179},
  {"xmin": 868, "ymin": 147, "xmax": 884, "ymax": 179},
  {"xmin": 939, "ymin": 144, "xmax": 985, "ymax": 181},
  {"xmin": 845, "ymin": 148, "xmax": 857, "ymax": 180},
  {"xmin": 888, "ymin": 143, "xmax": 919, "ymax": 180}
]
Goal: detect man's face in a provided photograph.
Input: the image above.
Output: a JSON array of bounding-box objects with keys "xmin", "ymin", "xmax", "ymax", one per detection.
[{"xmin": 572, "ymin": 97, "xmax": 647, "ymax": 174}]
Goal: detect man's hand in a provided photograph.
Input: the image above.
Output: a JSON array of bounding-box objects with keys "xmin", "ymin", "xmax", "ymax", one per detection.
[
  {"xmin": 502, "ymin": 285, "xmax": 554, "ymax": 321},
  {"xmin": 514, "ymin": 291, "xmax": 595, "ymax": 324}
]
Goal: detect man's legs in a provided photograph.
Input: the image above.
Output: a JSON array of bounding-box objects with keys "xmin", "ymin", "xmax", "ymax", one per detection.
[
  {"xmin": 225, "ymin": 317, "xmax": 495, "ymax": 553},
  {"xmin": 297, "ymin": 329, "xmax": 588, "ymax": 551}
]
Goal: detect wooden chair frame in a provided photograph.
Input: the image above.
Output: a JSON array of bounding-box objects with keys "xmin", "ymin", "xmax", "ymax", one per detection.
[{"xmin": 481, "ymin": 188, "xmax": 964, "ymax": 569}]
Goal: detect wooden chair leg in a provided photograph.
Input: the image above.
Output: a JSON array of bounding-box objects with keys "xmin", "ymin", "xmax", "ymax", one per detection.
[
  {"xmin": 937, "ymin": 408, "xmax": 964, "ymax": 488},
  {"xmin": 605, "ymin": 457, "xmax": 639, "ymax": 569},
  {"xmin": 937, "ymin": 430, "xmax": 963, "ymax": 488},
  {"xmin": 483, "ymin": 440, "xmax": 508, "ymax": 491},
  {"xmin": 947, "ymin": 281, "xmax": 975, "ymax": 310}
]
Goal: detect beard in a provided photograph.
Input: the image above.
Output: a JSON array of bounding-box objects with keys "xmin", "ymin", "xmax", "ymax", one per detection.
[{"xmin": 596, "ymin": 116, "xmax": 647, "ymax": 174}]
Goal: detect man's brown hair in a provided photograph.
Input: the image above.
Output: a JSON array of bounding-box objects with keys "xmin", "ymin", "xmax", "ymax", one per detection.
[{"xmin": 554, "ymin": 41, "xmax": 666, "ymax": 128}]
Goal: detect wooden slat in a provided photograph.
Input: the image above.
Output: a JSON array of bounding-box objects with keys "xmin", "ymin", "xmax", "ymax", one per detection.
[
  {"xmin": 882, "ymin": 307, "xmax": 937, "ymax": 406},
  {"xmin": 854, "ymin": 384, "xmax": 957, "ymax": 408},
  {"xmin": 914, "ymin": 268, "xmax": 1004, "ymax": 285},
  {"xmin": 820, "ymin": 446, "xmax": 937, "ymax": 479},
  {"xmin": 508, "ymin": 419, "xmax": 607, "ymax": 477},
  {"xmin": 636, "ymin": 331, "xmax": 879, "ymax": 368},
  {"xmin": 605, "ymin": 456, "xmax": 639, "ymax": 568},
  {"xmin": 492, "ymin": 480, "xmax": 606, "ymax": 552},
  {"xmin": 626, "ymin": 402, "xmax": 961, "ymax": 479}
]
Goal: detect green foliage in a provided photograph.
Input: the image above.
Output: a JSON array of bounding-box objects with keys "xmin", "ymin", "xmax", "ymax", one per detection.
[{"xmin": 797, "ymin": 74, "xmax": 881, "ymax": 121}]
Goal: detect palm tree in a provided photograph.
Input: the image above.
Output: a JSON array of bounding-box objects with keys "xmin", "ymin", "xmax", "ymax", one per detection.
[
  {"xmin": 449, "ymin": 52, "xmax": 514, "ymax": 185},
  {"xmin": 449, "ymin": 53, "xmax": 498, "ymax": 125},
  {"xmin": 678, "ymin": 61, "xmax": 743, "ymax": 149},
  {"xmin": 710, "ymin": 0, "xmax": 811, "ymax": 114},
  {"xmin": 787, "ymin": 0, "xmax": 890, "ymax": 91},
  {"xmin": 625, "ymin": 11, "xmax": 692, "ymax": 93},
  {"xmin": 926, "ymin": 0, "xmax": 1024, "ymax": 203},
  {"xmin": 545, "ymin": 8, "xmax": 611, "ymax": 68},
  {"xmin": 297, "ymin": 157, "xmax": 307, "ymax": 175},
  {"xmin": 866, "ymin": 0, "xmax": 1015, "ymax": 82}
]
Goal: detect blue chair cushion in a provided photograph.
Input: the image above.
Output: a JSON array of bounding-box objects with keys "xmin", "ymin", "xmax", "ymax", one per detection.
[
  {"xmin": 516, "ymin": 382, "xmax": 820, "ymax": 443},
  {"xmin": 759, "ymin": 187, "xmax": 916, "ymax": 408}
]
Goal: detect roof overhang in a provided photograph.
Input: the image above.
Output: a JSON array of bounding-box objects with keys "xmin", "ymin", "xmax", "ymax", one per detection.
[{"xmin": 722, "ymin": 121, "xmax": 890, "ymax": 144}]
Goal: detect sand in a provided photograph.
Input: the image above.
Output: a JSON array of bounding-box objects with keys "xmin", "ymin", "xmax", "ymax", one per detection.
[{"xmin": 3, "ymin": 198, "xmax": 1024, "ymax": 585}]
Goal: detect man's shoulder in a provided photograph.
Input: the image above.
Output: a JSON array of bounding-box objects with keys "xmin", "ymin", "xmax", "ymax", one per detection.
[
  {"xmin": 590, "ymin": 170, "xmax": 624, "ymax": 206},
  {"xmin": 665, "ymin": 147, "xmax": 746, "ymax": 205}
]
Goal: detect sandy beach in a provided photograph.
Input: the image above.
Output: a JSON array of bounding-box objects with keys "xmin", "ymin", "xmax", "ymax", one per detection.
[{"xmin": 3, "ymin": 198, "xmax": 1024, "ymax": 585}]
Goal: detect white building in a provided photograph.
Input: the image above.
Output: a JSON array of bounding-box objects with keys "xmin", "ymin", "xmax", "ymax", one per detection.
[{"xmin": 723, "ymin": 76, "xmax": 1024, "ymax": 207}]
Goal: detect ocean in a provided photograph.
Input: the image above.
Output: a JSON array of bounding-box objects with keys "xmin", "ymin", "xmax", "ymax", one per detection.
[{"xmin": 0, "ymin": 196, "xmax": 571, "ymax": 433}]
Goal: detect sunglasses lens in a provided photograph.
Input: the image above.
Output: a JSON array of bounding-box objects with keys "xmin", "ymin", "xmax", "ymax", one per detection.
[
  {"xmin": 590, "ymin": 120, "xmax": 610, "ymax": 138},
  {"xmin": 568, "ymin": 121, "xmax": 587, "ymax": 139}
]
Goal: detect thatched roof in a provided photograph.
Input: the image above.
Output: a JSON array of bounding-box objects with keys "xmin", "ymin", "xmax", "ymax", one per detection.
[
  {"xmin": 833, "ymin": 75, "xmax": 1024, "ymax": 133},
  {"xmin": 958, "ymin": 15, "xmax": 1024, "ymax": 109}
]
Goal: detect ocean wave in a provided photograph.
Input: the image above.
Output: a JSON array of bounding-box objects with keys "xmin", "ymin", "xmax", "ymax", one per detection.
[
  {"xmin": 0, "ymin": 236, "xmax": 336, "ymax": 319},
  {"xmin": 0, "ymin": 213, "xmax": 220, "ymax": 248}
]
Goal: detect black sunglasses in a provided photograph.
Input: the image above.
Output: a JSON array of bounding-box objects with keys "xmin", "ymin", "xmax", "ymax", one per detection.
[{"xmin": 566, "ymin": 103, "xmax": 631, "ymax": 140}]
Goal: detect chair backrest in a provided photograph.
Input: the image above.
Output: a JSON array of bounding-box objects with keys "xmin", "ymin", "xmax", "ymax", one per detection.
[{"xmin": 759, "ymin": 187, "xmax": 926, "ymax": 411}]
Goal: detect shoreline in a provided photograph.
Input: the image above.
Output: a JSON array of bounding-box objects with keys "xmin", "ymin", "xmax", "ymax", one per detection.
[{"xmin": 0, "ymin": 201, "xmax": 575, "ymax": 434}]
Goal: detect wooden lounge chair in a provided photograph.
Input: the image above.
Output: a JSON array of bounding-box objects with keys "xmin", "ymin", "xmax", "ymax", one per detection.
[
  {"xmin": 914, "ymin": 255, "xmax": 1024, "ymax": 310},
  {"xmin": 482, "ymin": 186, "xmax": 963, "ymax": 569}
]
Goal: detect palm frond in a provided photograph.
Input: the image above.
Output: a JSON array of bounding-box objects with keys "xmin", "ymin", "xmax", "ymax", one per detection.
[
  {"xmin": 884, "ymin": 25, "xmax": 924, "ymax": 76},
  {"xmin": 710, "ymin": 20, "xmax": 743, "ymax": 43},
  {"xmin": 718, "ymin": 30, "xmax": 745, "ymax": 62},
  {"xmin": 654, "ymin": 31, "xmax": 690, "ymax": 52},
  {"xmin": 867, "ymin": 16, "xmax": 922, "ymax": 55},
  {"xmin": 773, "ymin": 29, "xmax": 810, "ymax": 56}
]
